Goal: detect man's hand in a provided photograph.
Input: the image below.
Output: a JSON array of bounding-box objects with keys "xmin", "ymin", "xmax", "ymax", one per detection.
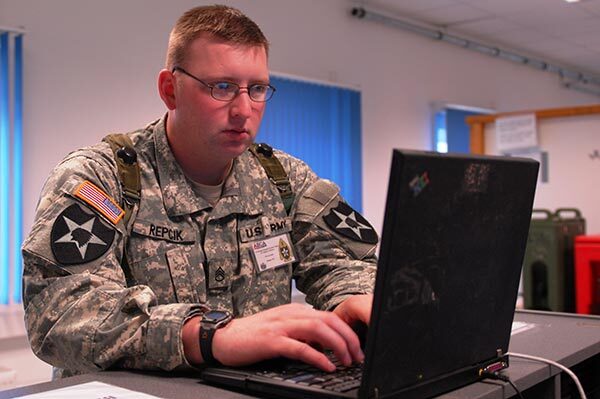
[
  {"xmin": 211, "ymin": 303, "xmax": 364, "ymax": 371},
  {"xmin": 333, "ymin": 294, "xmax": 373, "ymax": 328},
  {"xmin": 182, "ymin": 296, "xmax": 374, "ymax": 371},
  {"xmin": 209, "ymin": 303, "xmax": 364, "ymax": 372}
]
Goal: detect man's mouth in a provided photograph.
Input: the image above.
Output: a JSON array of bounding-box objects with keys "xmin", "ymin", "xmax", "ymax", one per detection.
[{"xmin": 223, "ymin": 129, "xmax": 249, "ymax": 135}]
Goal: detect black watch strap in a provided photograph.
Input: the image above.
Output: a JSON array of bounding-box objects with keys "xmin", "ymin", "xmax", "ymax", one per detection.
[
  {"xmin": 199, "ymin": 310, "xmax": 232, "ymax": 366},
  {"xmin": 199, "ymin": 325, "xmax": 219, "ymax": 365}
]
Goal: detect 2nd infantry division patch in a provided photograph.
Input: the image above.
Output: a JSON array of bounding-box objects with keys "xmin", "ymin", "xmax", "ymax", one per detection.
[
  {"xmin": 51, "ymin": 203, "xmax": 115, "ymax": 265},
  {"xmin": 323, "ymin": 202, "xmax": 378, "ymax": 244}
]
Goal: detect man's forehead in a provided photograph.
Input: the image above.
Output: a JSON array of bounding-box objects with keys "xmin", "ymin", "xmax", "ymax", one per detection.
[
  {"xmin": 183, "ymin": 35, "xmax": 269, "ymax": 79},
  {"xmin": 189, "ymin": 33, "xmax": 268, "ymax": 58}
]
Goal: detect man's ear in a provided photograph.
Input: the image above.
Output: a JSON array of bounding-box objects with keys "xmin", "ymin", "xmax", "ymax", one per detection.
[{"xmin": 158, "ymin": 69, "xmax": 176, "ymax": 110}]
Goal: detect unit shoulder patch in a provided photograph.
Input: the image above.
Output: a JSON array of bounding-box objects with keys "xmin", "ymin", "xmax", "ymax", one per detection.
[
  {"xmin": 74, "ymin": 180, "xmax": 124, "ymax": 225},
  {"xmin": 323, "ymin": 202, "xmax": 378, "ymax": 244},
  {"xmin": 51, "ymin": 203, "xmax": 116, "ymax": 265}
]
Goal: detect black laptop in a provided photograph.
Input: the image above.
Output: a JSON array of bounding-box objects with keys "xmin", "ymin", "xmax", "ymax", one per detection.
[{"xmin": 201, "ymin": 149, "xmax": 539, "ymax": 398}]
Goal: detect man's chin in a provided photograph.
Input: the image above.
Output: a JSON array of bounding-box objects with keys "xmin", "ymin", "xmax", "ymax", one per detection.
[{"xmin": 222, "ymin": 141, "xmax": 253, "ymax": 158}]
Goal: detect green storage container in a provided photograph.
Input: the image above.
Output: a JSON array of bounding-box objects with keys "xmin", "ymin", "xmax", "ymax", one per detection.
[{"xmin": 522, "ymin": 208, "xmax": 585, "ymax": 312}]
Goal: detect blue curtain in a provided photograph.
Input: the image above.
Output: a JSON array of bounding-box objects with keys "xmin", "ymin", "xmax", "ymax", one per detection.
[
  {"xmin": 0, "ymin": 32, "xmax": 23, "ymax": 304},
  {"xmin": 258, "ymin": 76, "xmax": 363, "ymax": 211}
]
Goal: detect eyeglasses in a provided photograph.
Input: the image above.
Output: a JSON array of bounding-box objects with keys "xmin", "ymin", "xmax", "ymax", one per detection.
[{"xmin": 172, "ymin": 66, "xmax": 276, "ymax": 102}]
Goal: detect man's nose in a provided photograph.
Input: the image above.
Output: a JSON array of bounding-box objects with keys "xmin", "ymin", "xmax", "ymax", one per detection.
[{"xmin": 229, "ymin": 89, "xmax": 253, "ymax": 119}]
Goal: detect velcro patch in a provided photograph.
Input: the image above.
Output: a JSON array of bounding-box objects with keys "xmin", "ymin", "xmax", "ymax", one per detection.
[
  {"xmin": 51, "ymin": 203, "xmax": 115, "ymax": 265},
  {"xmin": 323, "ymin": 202, "xmax": 378, "ymax": 244},
  {"xmin": 132, "ymin": 220, "xmax": 195, "ymax": 243},
  {"xmin": 74, "ymin": 180, "xmax": 124, "ymax": 225}
]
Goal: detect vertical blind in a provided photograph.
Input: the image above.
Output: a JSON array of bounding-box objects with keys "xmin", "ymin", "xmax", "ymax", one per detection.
[
  {"xmin": 259, "ymin": 75, "xmax": 363, "ymax": 211},
  {"xmin": 0, "ymin": 31, "xmax": 23, "ymax": 305}
]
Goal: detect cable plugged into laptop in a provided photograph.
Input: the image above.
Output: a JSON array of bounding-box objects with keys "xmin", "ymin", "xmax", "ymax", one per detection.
[
  {"xmin": 478, "ymin": 350, "xmax": 524, "ymax": 399},
  {"xmin": 481, "ymin": 351, "xmax": 589, "ymax": 399},
  {"xmin": 480, "ymin": 370, "xmax": 524, "ymax": 399}
]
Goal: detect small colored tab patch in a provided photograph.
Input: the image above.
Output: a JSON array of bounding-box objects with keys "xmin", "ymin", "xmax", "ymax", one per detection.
[{"xmin": 74, "ymin": 180, "xmax": 124, "ymax": 225}]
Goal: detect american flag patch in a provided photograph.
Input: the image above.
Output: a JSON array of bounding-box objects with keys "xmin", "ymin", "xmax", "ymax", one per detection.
[{"xmin": 74, "ymin": 181, "xmax": 125, "ymax": 225}]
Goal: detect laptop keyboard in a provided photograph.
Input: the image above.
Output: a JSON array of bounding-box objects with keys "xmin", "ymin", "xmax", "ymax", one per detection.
[{"xmin": 252, "ymin": 353, "xmax": 363, "ymax": 393}]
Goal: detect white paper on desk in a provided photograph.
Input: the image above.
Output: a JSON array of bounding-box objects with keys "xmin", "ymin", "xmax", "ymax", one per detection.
[
  {"xmin": 511, "ymin": 321, "xmax": 536, "ymax": 335},
  {"xmin": 15, "ymin": 381, "xmax": 163, "ymax": 399}
]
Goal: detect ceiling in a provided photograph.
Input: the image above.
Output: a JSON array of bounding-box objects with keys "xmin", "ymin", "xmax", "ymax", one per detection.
[{"xmin": 361, "ymin": 0, "xmax": 600, "ymax": 79}]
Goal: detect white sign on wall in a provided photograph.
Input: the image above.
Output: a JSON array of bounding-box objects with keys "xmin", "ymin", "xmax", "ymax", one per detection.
[{"xmin": 495, "ymin": 114, "xmax": 538, "ymax": 153}]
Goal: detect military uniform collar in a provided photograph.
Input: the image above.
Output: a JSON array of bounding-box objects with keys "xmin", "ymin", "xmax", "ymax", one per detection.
[
  {"xmin": 153, "ymin": 116, "xmax": 263, "ymax": 218},
  {"xmin": 211, "ymin": 152, "xmax": 264, "ymax": 219}
]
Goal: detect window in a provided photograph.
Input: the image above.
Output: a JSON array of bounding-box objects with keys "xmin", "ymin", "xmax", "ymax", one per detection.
[
  {"xmin": 433, "ymin": 105, "xmax": 492, "ymax": 154},
  {"xmin": 259, "ymin": 75, "xmax": 363, "ymax": 211}
]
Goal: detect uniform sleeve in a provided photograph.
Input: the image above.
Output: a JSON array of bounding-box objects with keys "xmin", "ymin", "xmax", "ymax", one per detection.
[
  {"xmin": 22, "ymin": 151, "xmax": 205, "ymax": 374},
  {"xmin": 283, "ymin": 155, "xmax": 378, "ymax": 311}
]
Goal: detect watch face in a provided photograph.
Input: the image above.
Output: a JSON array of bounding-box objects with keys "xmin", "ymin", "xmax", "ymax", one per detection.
[{"xmin": 204, "ymin": 310, "xmax": 229, "ymax": 323}]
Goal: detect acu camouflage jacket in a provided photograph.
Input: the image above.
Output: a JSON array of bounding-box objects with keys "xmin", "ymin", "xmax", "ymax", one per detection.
[{"xmin": 22, "ymin": 117, "xmax": 378, "ymax": 376}]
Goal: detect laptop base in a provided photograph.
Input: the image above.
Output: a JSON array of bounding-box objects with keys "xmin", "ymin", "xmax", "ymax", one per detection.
[{"xmin": 201, "ymin": 354, "xmax": 509, "ymax": 399}]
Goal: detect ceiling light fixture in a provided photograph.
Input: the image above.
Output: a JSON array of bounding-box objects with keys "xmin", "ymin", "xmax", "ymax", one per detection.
[{"xmin": 564, "ymin": 0, "xmax": 580, "ymax": 3}]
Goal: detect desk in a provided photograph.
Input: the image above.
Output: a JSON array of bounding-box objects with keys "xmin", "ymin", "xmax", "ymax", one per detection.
[{"xmin": 1, "ymin": 310, "xmax": 598, "ymax": 399}]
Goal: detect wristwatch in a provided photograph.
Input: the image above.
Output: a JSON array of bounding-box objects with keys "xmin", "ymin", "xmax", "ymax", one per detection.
[{"xmin": 199, "ymin": 309, "xmax": 232, "ymax": 365}]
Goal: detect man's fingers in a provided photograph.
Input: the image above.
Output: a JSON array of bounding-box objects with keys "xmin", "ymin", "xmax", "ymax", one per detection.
[
  {"xmin": 212, "ymin": 303, "xmax": 367, "ymax": 370},
  {"xmin": 318, "ymin": 311, "xmax": 364, "ymax": 364},
  {"xmin": 288, "ymin": 318, "xmax": 353, "ymax": 366},
  {"xmin": 274, "ymin": 337, "xmax": 335, "ymax": 372},
  {"xmin": 283, "ymin": 311, "xmax": 364, "ymax": 366}
]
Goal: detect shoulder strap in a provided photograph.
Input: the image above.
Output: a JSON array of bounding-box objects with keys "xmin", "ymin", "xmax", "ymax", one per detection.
[
  {"xmin": 249, "ymin": 143, "xmax": 295, "ymax": 215},
  {"xmin": 102, "ymin": 133, "xmax": 141, "ymax": 287},
  {"xmin": 102, "ymin": 133, "xmax": 141, "ymax": 227}
]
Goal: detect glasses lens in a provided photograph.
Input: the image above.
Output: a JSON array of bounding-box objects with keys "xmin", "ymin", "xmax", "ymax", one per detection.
[
  {"xmin": 249, "ymin": 84, "xmax": 274, "ymax": 102},
  {"xmin": 211, "ymin": 82, "xmax": 238, "ymax": 101}
]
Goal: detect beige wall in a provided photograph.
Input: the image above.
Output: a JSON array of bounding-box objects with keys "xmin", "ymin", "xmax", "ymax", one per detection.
[
  {"xmin": 485, "ymin": 114, "xmax": 600, "ymax": 233},
  {"xmin": 0, "ymin": 306, "xmax": 52, "ymax": 389}
]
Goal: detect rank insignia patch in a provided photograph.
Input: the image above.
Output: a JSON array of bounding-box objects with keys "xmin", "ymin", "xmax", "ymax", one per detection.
[
  {"xmin": 323, "ymin": 202, "xmax": 378, "ymax": 244},
  {"xmin": 215, "ymin": 266, "xmax": 226, "ymax": 282},
  {"xmin": 74, "ymin": 180, "xmax": 124, "ymax": 225},
  {"xmin": 51, "ymin": 203, "xmax": 115, "ymax": 265}
]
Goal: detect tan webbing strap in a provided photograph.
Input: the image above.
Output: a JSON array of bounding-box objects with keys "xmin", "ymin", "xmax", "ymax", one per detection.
[
  {"xmin": 249, "ymin": 143, "xmax": 295, "ymax": 215},
  {"xmin": 102, "ymin": 133, "xmax": 141, "ymax": 287},
  {"xmin": 102, "ymin": 134, "xmax": 141, "ymax": 227}
]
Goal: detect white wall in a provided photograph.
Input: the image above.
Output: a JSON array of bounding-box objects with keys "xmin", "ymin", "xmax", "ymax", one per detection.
[
  {"xmin": 485, "ymin": 114, "xmax": 600, "ymax": 233},
  {"xmin": 0, "ymin": 306, "xmax": 52, "ymax": 389},
  {"xmin": 0, "ymin": 0, "xmax": 597, "ymax": 236}
]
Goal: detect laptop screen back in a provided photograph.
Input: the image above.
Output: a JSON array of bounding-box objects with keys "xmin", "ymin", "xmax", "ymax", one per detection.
[{"xmin": 360, "ymin": 150, "xmax": 538, "ymax": 398}]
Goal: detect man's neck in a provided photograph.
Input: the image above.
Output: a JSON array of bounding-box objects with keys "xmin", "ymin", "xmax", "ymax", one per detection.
[
  {"xmin": 184, "ymin": 160, "xmax": 233, "ymax": 186},
  {"xmin": 165, "ymin": 116, "xmax": 234, "ymax": 186}
]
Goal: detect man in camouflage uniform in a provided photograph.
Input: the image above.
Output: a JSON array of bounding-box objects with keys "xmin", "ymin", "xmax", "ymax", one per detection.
[{"xmin": 22, "ymin": 5, "xmax": 377, "ymax": 377}]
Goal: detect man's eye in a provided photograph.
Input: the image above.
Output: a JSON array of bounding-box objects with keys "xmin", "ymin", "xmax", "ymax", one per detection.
[
  {"xmin": 213, "ymin": 82, "xmax": 236, "ymax": 91},
  {"xmin": 251, "ymin": 85, "xmax": 268, "ymax": 94}
]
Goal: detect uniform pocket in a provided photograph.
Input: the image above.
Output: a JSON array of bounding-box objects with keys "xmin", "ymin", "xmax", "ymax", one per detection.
[
  {"xmin": 234, "ymin": 218, "xmax": 294, "ymax": 315},
  {"xmin": 233, "ymin": 262, "xmax": 292, "ymax": 316},
  {"xmin": 166, "ymin": 246, "xmax": 206, "ymax": 304},
  {"xmin": 128, "ymin": 245, "xmax": 206, "ymax": 305},
  {"xmin": 130, "ymin": 253, "xmax": 176, "ymax": 304}
]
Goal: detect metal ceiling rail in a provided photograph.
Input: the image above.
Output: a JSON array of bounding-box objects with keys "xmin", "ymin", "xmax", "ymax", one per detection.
[{"xmin": 350, "ymin": 6, "xmax": 600, "ymax": 97}]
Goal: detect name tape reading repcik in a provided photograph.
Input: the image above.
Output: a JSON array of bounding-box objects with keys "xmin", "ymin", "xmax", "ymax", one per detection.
[
  {"xmin": 148, "ymin": 224, "xmax": 185, "ymax": 242},
  {"xmin": 74, "ymin": 181, "xmax": 125, "ymax": 225}
]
